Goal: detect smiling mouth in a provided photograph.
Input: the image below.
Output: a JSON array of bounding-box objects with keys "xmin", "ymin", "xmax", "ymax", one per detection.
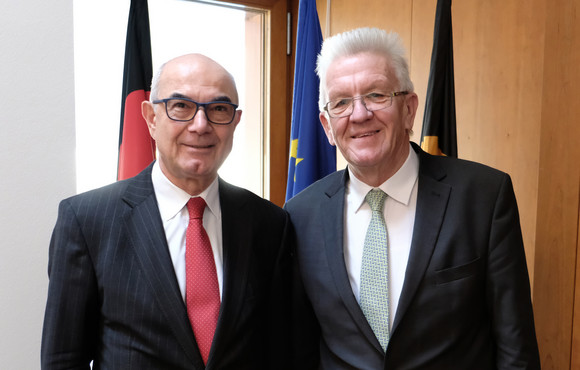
[
  {"xmin": 185, "ymin": 143, "xmax": 214, "ymax": 149},
  {"xmin": 353, "ymin": 130, "xmax": 379, "ymax": 139}
]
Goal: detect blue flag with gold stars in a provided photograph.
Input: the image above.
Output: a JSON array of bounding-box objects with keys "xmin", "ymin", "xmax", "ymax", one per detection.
[{"xmin": 286, "ymin": 0, "xmax": 336, "ymax": 201}]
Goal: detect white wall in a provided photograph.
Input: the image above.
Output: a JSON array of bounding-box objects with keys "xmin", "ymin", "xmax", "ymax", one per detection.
[{"xmin": 0, "ymin": 0, "xmax": 76, "ymax": 368}]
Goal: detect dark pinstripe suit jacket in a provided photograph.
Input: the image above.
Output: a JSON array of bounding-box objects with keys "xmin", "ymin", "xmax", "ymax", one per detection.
[{"xmin": 41, "ymin": 164, "xmax": 292, "ymax": 369}]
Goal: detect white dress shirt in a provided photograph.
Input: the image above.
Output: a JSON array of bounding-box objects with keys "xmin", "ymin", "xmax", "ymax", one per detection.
[
  {"xmin": 151, "ymin": 162, "xmax": 224, "ymax": 301},
  {"xmin": 344, "ymin": 145, "xmax": 419, "ymax": 330}
]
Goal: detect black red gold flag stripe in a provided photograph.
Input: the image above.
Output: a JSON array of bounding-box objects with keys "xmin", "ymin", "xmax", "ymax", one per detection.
[
  {"xmin": 118, "ymin": 0, "xmax": 155, "ymax": 180},
  {"xmin": 420, "ymin": 0, "xmax": 457, "ymax": 157}
]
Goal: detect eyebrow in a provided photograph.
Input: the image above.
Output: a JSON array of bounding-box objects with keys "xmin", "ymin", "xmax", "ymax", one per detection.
[
  {"xmin": 213, "ymin": 95, "xmax": 233, "ymax": 103},
  {"xmin": 168, "ymin": 92, "xmax": 233, "ymax": 103}
]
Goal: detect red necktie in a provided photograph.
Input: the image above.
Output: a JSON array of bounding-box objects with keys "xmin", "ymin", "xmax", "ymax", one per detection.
[{"xmin": 186, "ymin": 197, "xmax": 220, "ymax": 365}]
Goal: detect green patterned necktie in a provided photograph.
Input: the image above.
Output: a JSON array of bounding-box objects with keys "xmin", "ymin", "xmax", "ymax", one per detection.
[{"xmin": 360, "ymin": 188, "xmax": 390, "ymax": 351}]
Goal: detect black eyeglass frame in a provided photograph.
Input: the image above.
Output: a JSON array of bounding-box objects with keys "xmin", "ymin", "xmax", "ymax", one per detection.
[
  {"xmin": 323, "ymin": 91, "xmax": 409, "ymax": 118},
  {"xmin": 152, "ymin": 97, "xmax": 239, "ymax": 125}
]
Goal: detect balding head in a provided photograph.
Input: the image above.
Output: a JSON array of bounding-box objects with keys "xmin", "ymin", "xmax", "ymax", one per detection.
[
  {"xmin": 142, "ymin": 53, "xmax": 242, "ymax": 195},
  {"xmin": 151, "ymin": 53, "xmax": 238, "ymax": 103}
]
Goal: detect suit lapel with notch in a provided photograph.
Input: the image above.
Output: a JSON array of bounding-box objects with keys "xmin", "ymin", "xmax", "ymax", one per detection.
[
  {"xmin": 121, "ymin": 165, "xmax": 204, "ymax": 368},
  {"xmin": 325, "ymin": 147, "xmax": 452, "ymax": 352},
  {"xmin": 321, "ymin": 170, "xmax": 384, "ymax": 354},
  {"xmin": 391, "ymin": 146, "xmax": 451, "ymax": 335}
]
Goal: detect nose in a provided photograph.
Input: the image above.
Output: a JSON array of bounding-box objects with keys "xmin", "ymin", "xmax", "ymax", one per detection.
[
  {"xmin": 349, "ymin": 97, "xmax": 372, "ymax": 122},
  {"xmin": 188, "ymin": 107, "xmax": 212, "ymax": 133}
]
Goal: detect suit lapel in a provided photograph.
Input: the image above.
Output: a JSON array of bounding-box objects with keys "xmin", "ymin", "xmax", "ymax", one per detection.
[
  {"xmin": 391, "ymin": 147, "xmax": 451, "ymax": 334},
  {"xmin": 205, "ymin": 179, "xmax": 252, "ymax": 367},
  {"xmin": 122, "ymin": 166, "xmax": 204, "ymax": 368},
  {"xmin": 322, "ymin": 171, "xmax": 384, "ymax": 353}
]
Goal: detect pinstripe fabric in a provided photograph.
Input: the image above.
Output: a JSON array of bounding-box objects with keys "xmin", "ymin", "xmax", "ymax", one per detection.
[{"xmin": 41, "ymin": 164, "xmax": 293, "ymax": 369}]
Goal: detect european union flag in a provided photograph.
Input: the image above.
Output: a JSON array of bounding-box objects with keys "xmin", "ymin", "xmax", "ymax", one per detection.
[{"xmin": 286, "ymin": 0, "xmax": 336, "ymax": 201}]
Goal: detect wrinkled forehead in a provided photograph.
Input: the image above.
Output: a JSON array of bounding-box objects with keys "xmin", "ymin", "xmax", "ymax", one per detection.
[
  {"xmin": 325, "ymin": 52, "xmax": 398, "ymax": 93},
  {"xmin": 328, "ymin": 52, "xmax": 394, "ymax": 79}
]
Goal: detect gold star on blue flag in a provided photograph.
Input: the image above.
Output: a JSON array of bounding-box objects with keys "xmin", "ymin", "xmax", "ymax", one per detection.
[{"xmin": 286, "ymin": 0, "xmax": 336, "ymax": 201}]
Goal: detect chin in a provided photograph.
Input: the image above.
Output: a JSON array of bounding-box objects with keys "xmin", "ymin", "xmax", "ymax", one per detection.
[{"xmin": 177, "ymin": 161, "xmax": 206, "ymax": 176}]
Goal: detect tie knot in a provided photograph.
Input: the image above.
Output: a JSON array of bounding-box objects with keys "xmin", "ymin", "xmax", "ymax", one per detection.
[
  {"xmin": 366, "ymin": 189, "xmax": 387, "ymax": 212},
  {"xmin": 187, "ymin": 197, "xmax": 206, "ymax": 220}
]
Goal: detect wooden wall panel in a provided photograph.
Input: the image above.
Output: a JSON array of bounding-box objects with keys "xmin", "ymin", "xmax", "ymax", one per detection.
[
  {"xmin": 410, "ymin": 0, "xmax": 437, "ymax": 145},
  {"xmin": 572, "ymin": 207, "xmax": 580, "ymax": 369},
  {"xmin": 573, "ymin": 208, "xmax": 580, "ymax": 369},
  {"xmin": 323, "ymin": 0, "xmax": 413, "ymax": 41},
  {"xmin": 451, "ymin": 0, "xmax": 546, "ymax": 281},
  {"xmin": 533, "ymin": 0, "xmax": 580, "ymax": 367}
]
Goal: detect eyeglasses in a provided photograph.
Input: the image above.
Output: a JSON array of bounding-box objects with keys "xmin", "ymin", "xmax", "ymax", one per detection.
[
  {"xmin": 152, "ymin": 97, "xmax": 238, "ymax": 125},
  {"xmin": 324, "ymin": 91, "xmax": 409, "ymax": 118}
]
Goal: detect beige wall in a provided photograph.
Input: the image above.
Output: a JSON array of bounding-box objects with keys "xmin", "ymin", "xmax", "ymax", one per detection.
[
  {"xmin": 315, "ymin": 0, "xmax": 580, "ymax": 368},
  {"xmin": 0, "ymin": 0, "xmax": 76, "ymax": 368}
]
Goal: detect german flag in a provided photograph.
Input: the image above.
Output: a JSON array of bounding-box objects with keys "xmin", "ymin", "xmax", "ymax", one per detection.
[
  {"xmin": 420, "ymin": 0, "xmax": 457, "ymax": 157},
  {"xmin": 118, "ymin": 0, "xmax": 155, "ymax": 180}
]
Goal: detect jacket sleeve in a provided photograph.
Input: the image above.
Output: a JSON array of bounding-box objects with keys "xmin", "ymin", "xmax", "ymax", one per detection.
[
  {"xmin": 487, "ymin": 174, "xmax": 541, "ymax": 369},
  {"xmin": 287, "ymin": 219, "xmax": 321, "ymax": 370},
  {"xmin": 41, "ymin": 199, "xmax": 98, "ymax": 370}
]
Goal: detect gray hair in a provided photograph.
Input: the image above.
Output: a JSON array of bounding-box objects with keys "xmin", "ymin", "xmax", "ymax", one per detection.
[{"xmin": 316, "ymin": 27, "xmax": 414, "ymax": 112}]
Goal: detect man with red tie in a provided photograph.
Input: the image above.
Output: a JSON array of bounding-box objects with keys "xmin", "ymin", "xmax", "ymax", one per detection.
[{"xmin": 41, "ymin": 54, "xmax": 292, "ymax": 369}]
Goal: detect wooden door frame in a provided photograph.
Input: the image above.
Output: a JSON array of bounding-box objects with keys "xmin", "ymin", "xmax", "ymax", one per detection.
[{"xmin": 216, "ymin": 0, "xmax": 296, "ymax": 207}]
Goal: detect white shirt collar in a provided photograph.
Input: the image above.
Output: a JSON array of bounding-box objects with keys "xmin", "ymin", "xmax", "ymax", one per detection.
[
  {"xmin": 347, "ymin": 143, "xmax": 419, "ymax": 211},
  {"xmin": 151, "ymin": 161, "xmax": 221, "ymax": 222}
]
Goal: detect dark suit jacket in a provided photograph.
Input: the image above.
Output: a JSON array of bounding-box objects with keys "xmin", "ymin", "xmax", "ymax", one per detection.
[
  {"xmin": 285, "ymin": 143, "xmax": 540, "ymax": 369},
  {"xmin": 41, "ymin": 164, "xmax": 292, "ymax": 369}
]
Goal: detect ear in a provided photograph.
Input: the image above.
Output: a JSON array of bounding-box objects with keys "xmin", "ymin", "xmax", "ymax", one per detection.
[
  {"xmin": 231, "ymin": 109, "xmax": 242, "ymax": 129},
  {"xmin": 319, "ymin": 112, "xmax": 336, "ymax": 146},
  {"xmin": 142, "ymin": 101, "xmax": 157, "ymax": 138},
  {"xmin": 402, "ymin": 92, "xmax": 419, "ymax": 131}
]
